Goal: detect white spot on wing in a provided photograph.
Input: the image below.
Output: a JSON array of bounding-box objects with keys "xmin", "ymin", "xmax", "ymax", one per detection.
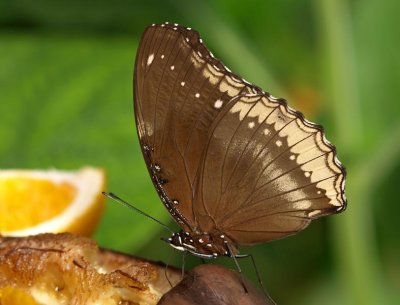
[
  {"xmin": 304, "ymin": 172, "xmax": 311, "ymax": 177},
  {"xmin": 231, "ymin": 75, "xmax": 242, "ymax": 83},
  {"xmin": 161, "ymin": 54, "xmax": 165, "ymax": 59},
  {"xmin": 290, "ymin": 155, "xmax": 296, "ymax": 160},
  {"xmin": 195, "ymin": 93, "xmax": 200, "ymax": 98},
  {"xmin": 170, "ymin": 65, "xmax": 175, "ymax": 70},
  {"xmin": 248, "ymin": 122, "xmax": 255, "ymax": 128},
  {"xmin": 147, "ymin": 54, "xmax": 154, "ymax": 66},
  {"xmin": 181, "ymin": 81, "xmax": 185, "ymax": 86},
  {"xmin": 293, "ymin": 201, "xmax": 312, "ymax": 210},
  {"xmin": 214, "ymin": 99, "xmax": 223, "ymax": 109},
  {"xmin": 276, "ymin": 140, "xmax": 282, "ymax": 147},
  {"xmin": 308, "ymin": 210, "xmax": 321, "ymax": 217}
]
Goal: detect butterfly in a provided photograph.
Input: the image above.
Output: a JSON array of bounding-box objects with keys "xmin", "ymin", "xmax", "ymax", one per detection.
[{"xmin": 132, "ymin": 22, "xmax": 347, "ymax": 262}]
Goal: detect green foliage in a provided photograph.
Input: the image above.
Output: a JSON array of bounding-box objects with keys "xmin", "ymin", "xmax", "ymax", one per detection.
[{"xmin": 1, "ymin": 0, "xmax": 399, "ymax": 304}]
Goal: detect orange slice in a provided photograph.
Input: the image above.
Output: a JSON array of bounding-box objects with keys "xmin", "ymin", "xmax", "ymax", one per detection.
[
  {"xmin": 0, "ymin": 287, "xmax": 40, "ymax": 305},
  {"xmin": 0, "ymin": 167, "xmax": 105, "ymax": 237}
]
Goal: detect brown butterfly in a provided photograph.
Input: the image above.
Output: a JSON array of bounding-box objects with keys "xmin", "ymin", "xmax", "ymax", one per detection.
[{"xmin": 132, "ymin": 22, "xmax": 346, "ymax": 263}]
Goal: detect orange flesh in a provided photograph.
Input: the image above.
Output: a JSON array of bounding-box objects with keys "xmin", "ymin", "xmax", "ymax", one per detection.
[
  {"xmin": 0, "ymin": 287, "xmax": 40, "ymax": 305},
  {"xmin": 0, "ymin": 177, "xmax": 77, "ymax": 231}
]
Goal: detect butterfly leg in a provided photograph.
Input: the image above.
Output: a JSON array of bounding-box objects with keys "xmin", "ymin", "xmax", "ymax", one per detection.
[
  {"xmin": 181, "ymin": 250, "xmax": 187, "ymax": 279},
  {"xmin": 163, "ymin": 250, "xmax": 174, "ymax": 288},
  {"xmin": 236, "ymin": 253, "xmax": 276, "ymax": 305},
  {"xmin": 226, "ymin": 243, "xmax": 249, "ymax": 294}
]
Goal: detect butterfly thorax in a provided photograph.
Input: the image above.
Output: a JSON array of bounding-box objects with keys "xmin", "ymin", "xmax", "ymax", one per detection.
[{"xmin": 167, "ymin": 231, "xmax": 238, "ymax": 259}]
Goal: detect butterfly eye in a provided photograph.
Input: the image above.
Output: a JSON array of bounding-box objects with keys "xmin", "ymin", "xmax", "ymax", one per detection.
[{"xmin": 158, "ymin": 178, "xmax": 167, "ymax": 185}]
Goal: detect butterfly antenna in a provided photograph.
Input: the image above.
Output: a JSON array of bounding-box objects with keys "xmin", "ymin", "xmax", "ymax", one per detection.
[{"xmin": 102, "ymin": 192, "xmax": 174, "ymax": 234}]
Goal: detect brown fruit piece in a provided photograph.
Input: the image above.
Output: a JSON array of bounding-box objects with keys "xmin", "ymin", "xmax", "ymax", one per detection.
[
  {"xmin": 158, "ymin": 264, "xmax": 274, "ymax": 305},
  {"xmin": 0, "ymin": 233, "xmax": 180, "ymax": 305}
]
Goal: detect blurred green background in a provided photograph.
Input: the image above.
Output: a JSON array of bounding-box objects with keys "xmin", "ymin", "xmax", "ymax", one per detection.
[{"xmin": 1, "ymin": 0, "xmax": 399, "ymax": 304}]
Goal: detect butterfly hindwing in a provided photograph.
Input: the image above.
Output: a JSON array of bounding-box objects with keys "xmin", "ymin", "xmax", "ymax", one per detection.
[{"xmin": 193, "ymin": 94, "xmax": 346, "ymax": 244}]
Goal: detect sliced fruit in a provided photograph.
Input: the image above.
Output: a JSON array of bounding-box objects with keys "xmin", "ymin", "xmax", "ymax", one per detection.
[
  {"xmin": 0, "ymin": 167, "xmax": 105, "ymax": 237},
  {"xmin": 0, "ymin": 287, "xmax": 40, "ymax": 305},
  {"xmin": 0, "ymin": 233, "xmax": 181, "ymax": 305}
]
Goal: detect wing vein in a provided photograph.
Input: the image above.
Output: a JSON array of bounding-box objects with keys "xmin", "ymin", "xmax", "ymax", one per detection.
[
  {"xmin": 222, "ymin": 98, "xmax": 276, "ymax": 193},
  {"xmin": 225, "ymin": 201, "xmax": 332, "ymax": 229},
  {"xmin": 248, "ymin": 174, "xmax": 339, "ymax": 207},
  {"xmin": 216, "ymin": 92, "xmax": 258, "ymax": 214},
  {"xmin": 182, "ymin": 75, "xmax": 225, "ymax": 160},
  {"xmin": 197, "ymin": 94, "xmax": 247, "ymax": 220},
  {"xmin": 252, "ymin": 151, "xmax": 329, "ymax": 194},
  {"xmin": 219, "ymin": 173, "xmax": 339, "ymax": 225},
  {"xmin": 158, "ymin": 42, "xmax": 194, "ymax": 153},
  {"xmin": 239, "ymin": 131, "xmax": 314, "ymax": 208},
  {"xmin": 230, "ymin": 105, "xmax": 280, "ymax": 189},
  {"xmin": 152, "ymin": 33, "xmax": 182, "ymax": 150}
]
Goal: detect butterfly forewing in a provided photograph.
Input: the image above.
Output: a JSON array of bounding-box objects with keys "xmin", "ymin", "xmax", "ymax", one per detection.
[
  {"xmin": 134, "ymin": 24, "xmax": 258, "ymax": 231},
  {"xmin": 134, "ymin": 23, "xmax": 346, "ymax": 246}
]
